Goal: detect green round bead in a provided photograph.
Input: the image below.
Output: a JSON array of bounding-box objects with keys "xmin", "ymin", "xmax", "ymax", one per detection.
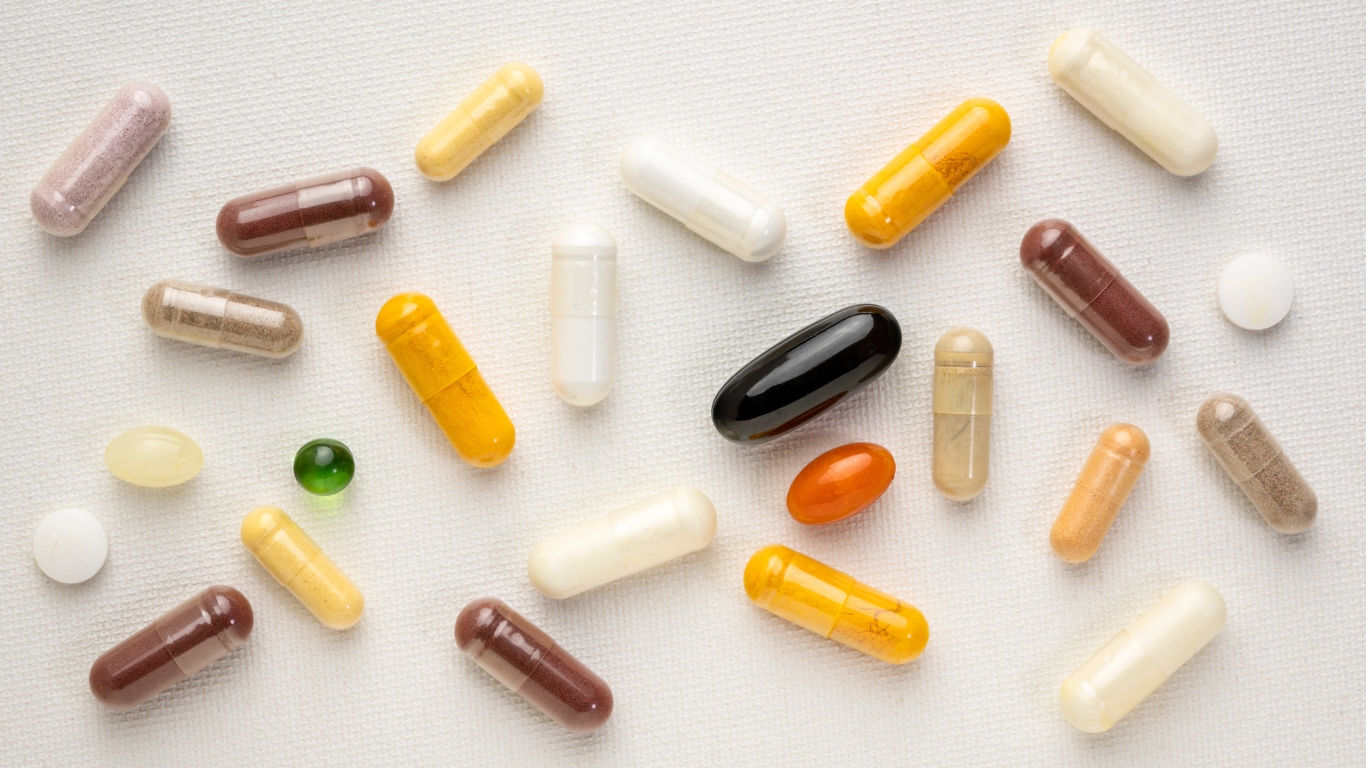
[{"xmin": 293, "ymin": 439, "xmax": 355, "ymax": 495}]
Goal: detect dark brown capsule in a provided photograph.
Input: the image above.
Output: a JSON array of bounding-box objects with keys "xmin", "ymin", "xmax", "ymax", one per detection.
[{"xmin": 216, "ymin": 168, "xmax": 394, "ymax": 258}]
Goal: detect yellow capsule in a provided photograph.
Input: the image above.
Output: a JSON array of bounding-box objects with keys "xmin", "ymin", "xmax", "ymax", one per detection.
[
  {"xmin": 1050, "ymin": 424, "xmax": 1150, "ymax": 563},
  {"xmin": 241, "ymin": 506, "xmax": 363, "ymax": 630},
  {"xmin": 932, "ymin": 327, "xmax": 993, "ymax": 501},
  {"xmin": 845, "ymin": 98, "xmax": 1011, "ymax": 248},
  {"xmin": 376, "ymin": 292, "xmax": 515, "ymax": 468},
  {"xmin": 415, "ymin": 62, "xmax": 543, "ymax": 181},
  {"xmin": 744, "ymin": 545, "xmax": 928, "ymax": 664}
]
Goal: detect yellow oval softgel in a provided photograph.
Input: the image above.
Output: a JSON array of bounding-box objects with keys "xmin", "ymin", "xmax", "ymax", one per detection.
[
  {"xmin": 241, "ymin": 506, "xmax": 363, "ymax": 630},
  {"xmin": 415, "ymin": 62, "xmax": 543, "ymax": 181},
  {"xmin": 103, "ymin": 426, "xmax": 204, "ymax": 487}
]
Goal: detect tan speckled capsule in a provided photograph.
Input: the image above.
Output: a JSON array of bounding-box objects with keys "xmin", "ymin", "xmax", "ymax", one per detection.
[
  {"xmin": 1196, "ymin": 393, "xmax": 1316, "ymax": 534},
  {"xmin": 142, "ymin": 280, "xmax": 303, "ymax": 358},
  {"xmin": 1050, "ymin": 424, "xmax": 1150, "ymax": 562}
]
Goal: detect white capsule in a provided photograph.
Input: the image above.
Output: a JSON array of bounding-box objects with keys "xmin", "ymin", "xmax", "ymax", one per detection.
[
  {"xmin": 34, "ymin": 508, "xmax": 108, "ymax": 584},
  {"xmin": 620, "ymin": 137, "xmax": 786, "ymax": 262},
  {"xmin": 528, "ymin": 486, "xmax": 717, "ymax": 598},
  {"xmin": 1048, "ymin": 28, "xmax": 1217, "ymax": 176},
  {"xmin": 551, "ymin": 223, "xmax": 618, "ymax": 406},
  {"xmin": 1060, "ymin": 581, "xmax": 1226, "ymax": 733},
  {"xmin": 1218, "ymin": 254, "xmax": 1294, "ymax": 330}
]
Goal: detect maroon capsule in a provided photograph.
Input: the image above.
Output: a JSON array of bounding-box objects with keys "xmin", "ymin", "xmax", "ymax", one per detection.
[
  {"xmin": 89, "ymin": 586, "xmax": 253, "ymax": 711},
  {"xmin": 455, "ymin": 598, "xmax": 613, "ymax": 733},
  {"xmin": 1020, "ymin": 219, "xmax": 1169, "ymax": 365},
  {"xmin": 216, "ymin": 167, "xmax": 394, "ymax": 258}
]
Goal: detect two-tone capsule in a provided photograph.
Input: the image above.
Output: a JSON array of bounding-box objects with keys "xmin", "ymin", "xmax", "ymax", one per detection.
[
  {"xmin": 416, "ymin": 62, "xmax": 543, "ymax": 181},
  {"xmin": 1196, "ymin": 393, "xmax": 1316, "ymax": 534},
  {"xmin": 142, "ymin": 280, "xmax": 304, "ymax": 358},
  {"xmin": 1050, "ymin": 424, "xmax": 1150, "ymax": 563},
  {"xmin": 216, "ymin": 168, "xmax": 394, "ymax": 258},
  {"xmin": 786, "ymin": 443, "xmax": 896, "ymax": 526},
  {"xmin": 551, "ymin": 223, "xmax": 617, "ymax": 406},
  {"xmin": 241, "ymin": 506, "xmax": 363, "ymax": 629},
  {"xmin": 932, "ymin": 328, "xmax": 993, "ymax": 501}
]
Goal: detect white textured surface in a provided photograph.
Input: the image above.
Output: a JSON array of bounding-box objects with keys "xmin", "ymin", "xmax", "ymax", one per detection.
[{"xmin": 2, "ymin": 1, "xmax": 1363, "ymax": 765}]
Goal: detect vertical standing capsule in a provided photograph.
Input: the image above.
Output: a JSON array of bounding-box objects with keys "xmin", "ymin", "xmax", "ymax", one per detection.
[
  {"xmin": 1196, "ymin": 393, "xmax": 1316, "ymax": 534},
  {"xmin": 932, "ymin": 328, "xmax": 993, "ymax": 501},
  {"xmin": 376, "ymin": 293, "xmax": 515, "ymax": 468},
  {"xmin": 1049, "ymin": 28, "xmax": 1217, "ymax": 177},
  {"xmin": 456, "ymin": 598, "xmax": 613, "ymax": 733},
  {"xmin": 89, "ymin": 586, "xmax": 253, "ymax": 711},
  {"xmin": 1050, "ymin": 424, "xmax": 1150, "ymax": 563},
  {"xmin": 619, "ymin": 137, "xmax": 787, "ymax": 262},
  {"xmin": 241, "ymin": 506, "xmax": 364, "ymax": 629},
  {"xmin": 551, "ymin": 223, "xmax": 617, "ymax": 406},
  {"xmin": 31, "ymin": 83, "xmax": 172, "ymax": 236},
  {"xmin": 845, "ymin": 98, "xmax": 1011, "ymax": 249},
  {"xmin": 1020, "ymin": 219, "xmax": 1169, "ymax": 365},
  {"xmin": 216, "ymin": 168, "xmax": 394, "ymax": 258},
  {"xmin": 142, "ymin": 280, "xmax": 304, "ymax": 358},
  {"xmin": 744, "ymin": 545, "xmax": 928, "ymax": 664},
  {"xmin": 415, "ymin": 62, "xmax": 543, "ymax": 181}
]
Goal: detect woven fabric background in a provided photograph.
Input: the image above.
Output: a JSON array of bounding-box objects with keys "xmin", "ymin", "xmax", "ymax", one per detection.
[{"xmin": 2, "ymin": 0, "xmax": 1363, "ymax": 764}]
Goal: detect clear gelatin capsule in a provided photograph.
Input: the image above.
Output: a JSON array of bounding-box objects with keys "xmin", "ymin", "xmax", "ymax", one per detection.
[
  {"xmin": 416, "ymin": 62, "xmax": 543, "ymax": 181},
  {"xmin": 241, "ymin": 506, "xmax": 364, "ymax": 629},
  {"xmin": 744, "ymin": 545, "xmax": 928, "ymax": 664},
  {"xmin": 142, "ymin": 279, "xmax": 304, "ymax": 358},
  {"xmin": 620, "ymin": 137, "xmax": 786, "ymax": 262},
  {"xmin": 216, "ymin": 168, "xmax": 394, "ymax": 258},
  {"xmin": 31, "ymin": 83, "xmax": 171, "ymax": 236},
  {"xmin": 104, "ymin": 425, "xmax": 204, "ymax": 487},
  {"xmin": 932, "ymin": 328, "xmax": 993, "ymax": 501},
  {"xmin": 1049, "ymin": 28, "xmax": 1217, "ymax": 176},
  {"xmin": 1196, "ymin": 393, "xmax": 1316, "ymax": 534},
  {"xmin": 1051, "ymin": 424, "xmax": 1150, "ymax": 563},
  {"xmin": 1061, "ymin": 581, "xmax": 1225, "ymax": 732},
  {"xmin": 551, "ymin": 223, "xmax": 617, "ymax": 406}
]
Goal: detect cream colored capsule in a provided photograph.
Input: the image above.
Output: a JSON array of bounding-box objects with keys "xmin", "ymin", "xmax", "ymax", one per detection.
[
  {"xmin": 932, "ymin": 328, "xmax": 992, "ymax": 501},
  {"xmin": 415, "ymin": 62, "xmax": 543, "ymax": 181},
  {"xmin": 104, "ymin": 426, "xmax": 204, "ymax": 487},
  {"xmin": 241, "ymin": 506, "xmax": 363, "ymax": 629},
  {"xmin": 528, "ymin": 487, "xmax": 716, "ymax": 598},
  {"xmin": 1050, "ymin": 424, "xmax": 1149, "ymax": 563}
]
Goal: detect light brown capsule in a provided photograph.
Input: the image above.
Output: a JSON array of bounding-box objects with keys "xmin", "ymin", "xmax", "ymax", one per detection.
[
  {"xmin": 932, "ymin": 327, "xmax": 993, "ymax": 501},
  {"xmin": 142, "ymin": 280, "xmax": 304, "ymax": 358},
  {"xmin": 1050, "ymin": 424, "xmax": 1150, "ymax": 562},
  {"xmin": 1196, "ymin": 393, "xmax": 1316, "ymax": 534}
]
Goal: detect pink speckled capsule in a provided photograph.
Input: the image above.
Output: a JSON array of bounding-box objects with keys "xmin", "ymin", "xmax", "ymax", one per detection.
[{"xmin": 31, "ymin": 83, "xmax": 172, "ymax": 236}]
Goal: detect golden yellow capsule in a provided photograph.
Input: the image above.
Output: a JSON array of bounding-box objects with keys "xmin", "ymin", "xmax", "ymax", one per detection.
[
  {"xmin": 744, "ymin": 545, "xmax": 928, "ymax": 664},
  {"xmin": 376, "ymin": 292, "xmax": 515, "ymax": 468},
  {"xmin": 932, "ymin": 327, "xmax": 993, "ymax": 501},
  {"xmin": 845, "ymin": 98, "xmax": 1011, "ymax": 248},
  {"xmin": 241, "ymin": 506, "xmax": 363, "ymax": 630},
  {"xmin": 415, "ymin": 62, "xmax": 543, "ymax": 181},
  {"xmin": 1050, "ymin": 424, "xmax": 1150, "ymax": 563}
]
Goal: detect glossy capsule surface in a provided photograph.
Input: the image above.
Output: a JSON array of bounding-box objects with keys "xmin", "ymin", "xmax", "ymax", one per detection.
[
  {"xmin": 31, "ymin": 83, "xmax": 171, "ymax": 236},
  {"xmin": 845, "ymin": 98, "xmax": 1010, "ymax": 249},
  {"xmin": 528, "ymin": 487, "xmax": 716, "ymax": 599},
  {"xmin": 933, "ymin": 328, "xmax": 993, "ymax": 501},
  {"xmin": 786, "ymin": 443, "xmax": 895, "ymax": 526},
  {"xmin": 241, "ymin": 506, "xmax": 363, "ymax": 629},
  {"xmin": 142, "ymin": 279, "xmax": 304, "ymax": 358},
  {"xmin": 1021, "ymin": 219, "xmax": 1169, "ymax": 365},
  {"xmin": 104, "ymin": 425, "xmax": 204, "ymax": 487},
  {"xmin": 744, "ymin": 545, "xmax": 928, "ymax": 664},
  {"xmin": 89, "ymin": 586, "xmax": 252, "ymax": 711},
  {"xmin": 1049, "ymin": 28, "xmax": 1217, "ymax": 176},
  {"xmin": 1051, "ymin": 424, "xmax": 1150, "ymax": 563},
  {"xmin": 712, "ymin": 305, "xmax": 901, "ymax": 444},
  {"xmin": 551, "ymin": 223, "xmax": 617, "ymax": 406},
  {"xmin": 1197, "ymin": 393, "xmax": 1316, "ymax": 534},
  {"xmin": 416, "ymin": 62, "xmax": 543, "ymax": 181},
  {"xmin": 620, "ymin": 137, "xmax": 786, "ymax": 262},
  {"xmin": 376, "ymin": 292, "xmax": 515, "ymax": 468},
  {"xmin": 216, "ymin": 168, "xmax": 394, "ymax": 258},
  {"xmin": 1061, "ymin": 581, "xmax": 1225, "ymax": 732},
  {"xmin": 456, "ymin": 598, "xmax": 613, "ymax": 733}
]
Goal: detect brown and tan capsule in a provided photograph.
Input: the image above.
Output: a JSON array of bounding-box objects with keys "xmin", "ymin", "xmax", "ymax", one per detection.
[
  {"xmin": 1050, "ymin": 424, "xmax": 1150, "ymax": 562},
  {"xmin": 142, "ymin": 280, "xmax": 304, "ymax": 358},
  {"xmin": 1196, "ymin": 393, "xmax": 1316, "ymax": 534}
]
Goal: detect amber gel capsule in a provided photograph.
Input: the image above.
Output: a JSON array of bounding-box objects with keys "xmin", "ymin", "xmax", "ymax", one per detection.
[
  {"xmin": 241, "ymin": 506, "xmax": 363, "ymax": 629},
  {"xmin": 216, "ymin": 168, "xmax": 394, "ymax": 258},
  {"xmin": 786, "ymin": 443, "xmax": 896, "ymax": 526},
  {"xmin": 142, "ymin": 279, "xmax": 304, "ymax": 358},
  {"xmin": 89, "ymin": 586, "xmax": 253, "ymax": 711},
  {"xmin": 1197, "ymin": 393, "xmax": 1317, "ymax": 534},
  {"xmin": 933, "ymin": 328, "xmax": 993, "ymax": 501},
  {"xmin": 456, "ymin": 598, "xmax": 613, "ymax": 733},
  {"xmin": 416, "ymin": 62, "xmax": 543, "ymax": 181},
  {"xmin": 845, "ymin": 98, "xmax": 1011, "ymax": 248},
  {"xmin": 744, "ymin": 545, "xmax": 928, "ymax": 664},
  {"xmin": 1051, "ymin": 424, "xmax": 1150, "ymax": 563},
  {"xmin": 1021, "ymin": 219, "xmax": 1169, "ymax": 365}
]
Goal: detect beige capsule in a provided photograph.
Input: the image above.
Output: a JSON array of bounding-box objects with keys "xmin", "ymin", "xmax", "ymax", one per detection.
[
  {"xmin": 932, "ymin": 327, "xmax": 992, "ymax": 501},
  {"xmin": 1050, "ymin": 424, "xmax": 1149, "ymax": 562},
  {"xmin": 1196, "ymin": 393, "xmax": 1316, "ymax": 534},
  {"xmin": 142, "ymin": 280, "xmax": 303, "ymax": 358}
]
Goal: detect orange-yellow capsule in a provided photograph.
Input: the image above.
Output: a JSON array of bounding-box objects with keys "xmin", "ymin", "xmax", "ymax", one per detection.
[
  {"xmin": 744, "ymin": 545, "xmax": 928, "ymax": 664},
  {"xmin": 845, "ymin": 98, "xmax": 1011, "ymax": 249},
  {"xmin": 1050, "ymin": 424, "xmax": 1150, "ymax": 563},
  {"xmin": 786, "ymin": 443, "xmax": 896, "ymax": 526},
  {"xmin": 376, "ymin": 293, "xmax": 515, "ymax": 468}
]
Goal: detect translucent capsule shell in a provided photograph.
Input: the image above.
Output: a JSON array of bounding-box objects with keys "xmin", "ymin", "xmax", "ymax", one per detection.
[
  {"xmin": 551, "ymin": 223, "xmax": 617, "ymax": 406},
  {"xmin": 620, "ymin": 137, "xmax": 786, "ymax": 262},
  {"xmin": 528, "ymin": 486, "xmax": 716, "ymax": 599},
  {"xmin": 104, "ymin": 425, "xmax": 204, "ymax": 487},
  {"xmin": 932, "ymin": 328, "xmax": 993, "ymax": 501},
  {"xmin": 1196, "ymin": 393, "xmax": 1316, "ymax": 534},
  {"xmin": 216, "ymin": 168, "xmax": 394, "ymax": 258},
  {"xmin": 1049, "ymin": 28, "xmax": 1217, "ymax": 176},
  {"xmin": 241, "ymin": 506, "xmax": 364, "ymax": 629},
  {"xmin": 1050, "ymin": 424, "xmax": 1150, "ymax": 563},
  {"xmin": 786, "ymin": 443, "xmax": 896, "ymax": 526},
  {"xmin": 416, "ymin": 62, "xmax": 543, "ymax": 181},
  {"xmin": 142, "ymin": 279, "xmax": 304, "ymax": 358},
  {"xmin": 31, "ymin": 83, "xmax": 171, "ymax": 236}
]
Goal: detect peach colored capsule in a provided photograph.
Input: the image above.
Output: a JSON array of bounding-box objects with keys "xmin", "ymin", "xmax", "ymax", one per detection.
[{"xmin": 1050, "ymin": 424, "xmax": 1150, "ymax": 562}]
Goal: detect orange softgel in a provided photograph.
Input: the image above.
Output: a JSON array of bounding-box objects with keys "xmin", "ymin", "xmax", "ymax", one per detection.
[
  {"xmin": 744, "ymin": 545, "xmax": 928, "ymax": 664},
  {"xmin": 786, "ymin": 443, "xmax": 895, "ymax": 525},
  {"xmin": 376, "ymin": 293, "xmax": 515, "ymax": 467}
]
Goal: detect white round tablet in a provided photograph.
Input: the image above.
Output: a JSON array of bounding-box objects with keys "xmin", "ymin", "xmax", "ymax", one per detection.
[
  {"xmin": 1218, "ymin": 254, "xmax": 1294, "ymax": 330},
  {"xmin": 33, "ymin": 508, "xmax": 107, "ymax": 584}
]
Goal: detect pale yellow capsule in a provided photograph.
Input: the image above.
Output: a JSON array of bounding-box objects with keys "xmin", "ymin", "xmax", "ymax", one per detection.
[
  {"xmin": 415, "ymin": 62, "xmax": 543, "ymax": 181},
  {"xmin": 104, "ymin": 426, "xmax": 204, "ymax": 487},
  {"xmin": 241, "ymin": 506, "xmax": 363, "ymax": 629}
]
